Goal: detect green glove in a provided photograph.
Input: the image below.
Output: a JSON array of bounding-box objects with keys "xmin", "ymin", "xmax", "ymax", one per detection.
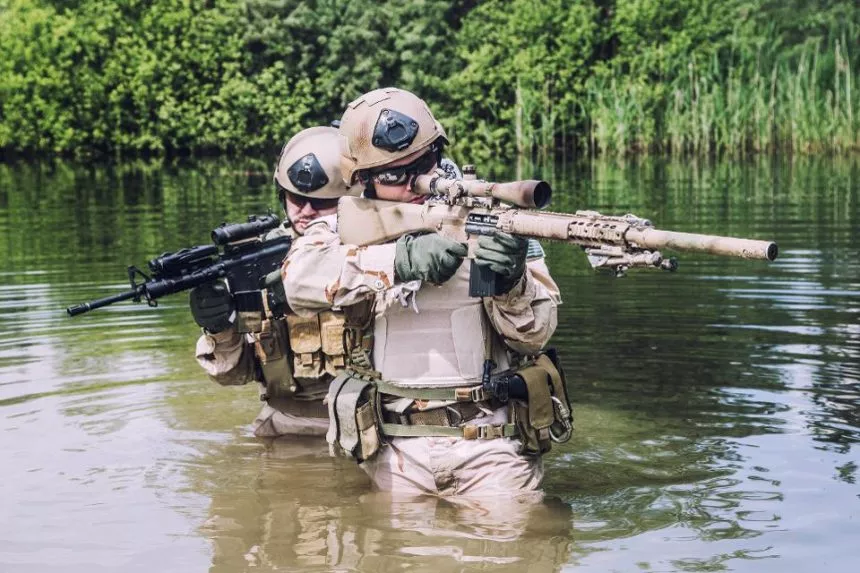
[
  {"xmin": 189, "ymin": 280, "xmax": 235, "ymax": 333},
  {"xmin": 474, "ymin": 232, "xmax": 529, "ymax": 294},
  {"xmin": 394, "ymin": 233, "xmax": 468, "ymax": 285}
]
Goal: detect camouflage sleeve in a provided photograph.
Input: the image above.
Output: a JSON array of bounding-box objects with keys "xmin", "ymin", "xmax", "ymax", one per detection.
[
  {"xmin": 482, "ymin": 254, "xmax": 560, "ymax": 355},
  {"xmin": 194, "ymin": 328, "xmax": 257, "ymax": 386},
  {"xmin": 282, "ymin": 220, "xmax": 396, "ymax": 317}
]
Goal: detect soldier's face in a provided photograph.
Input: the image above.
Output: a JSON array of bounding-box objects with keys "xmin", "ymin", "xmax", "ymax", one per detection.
[
  {"xmin": 371, "ymin": 148, "xmax": 438, "ymax": 204},
  {"xmin": 285, "ymin": 193, "xmax": 338, "ymax": 234}
]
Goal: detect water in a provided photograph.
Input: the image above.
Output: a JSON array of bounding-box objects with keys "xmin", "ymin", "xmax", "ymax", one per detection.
[{"xmin": 0, "ymin": 157, "xmax": 857, "ymax": 572}]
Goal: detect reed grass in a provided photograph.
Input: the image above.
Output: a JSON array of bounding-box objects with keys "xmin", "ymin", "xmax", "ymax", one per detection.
[{"xmin": 583, "ymin": 36, "xmax": 858, "ymax": 158}]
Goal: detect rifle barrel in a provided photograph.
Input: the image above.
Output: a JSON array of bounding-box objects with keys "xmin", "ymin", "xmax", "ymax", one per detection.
[{"xmin": 66, "ymin": 288, "xmax": 140, "ymax": 316}]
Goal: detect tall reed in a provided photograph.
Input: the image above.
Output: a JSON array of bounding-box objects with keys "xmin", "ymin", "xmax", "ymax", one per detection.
[{"xmin": 581, "ymin": 35, "xmax": 858, "ymax": 158}]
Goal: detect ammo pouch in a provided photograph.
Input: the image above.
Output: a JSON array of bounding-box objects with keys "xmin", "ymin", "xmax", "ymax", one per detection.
[
  {"xmin": 326, "ymin": 370, "xmax": 382, "ymax": 462},
  {"xmin": 286, "ymin": 311, "xmax": 348, "ymax": 379},
  {"xmin": 508, "ymin": 349, "xmax": 573, "ymax": 456}
]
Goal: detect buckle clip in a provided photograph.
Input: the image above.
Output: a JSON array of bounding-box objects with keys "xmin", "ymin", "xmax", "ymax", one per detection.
[
  {"xmin": 479, "ymin": 425, "xmax": 502, "ymax": 440},
  {"xmin": 455, "ymin": 385, "xmax": 487, "ymax": 402},
  {"xmin": 470, "ymin": 386, "xmax": 488, "ymax": 402},
  {"xmin": 463, "ymin": 424, "xmax": 503, "ymax": 440},
  {"xmin": 549, "ymin": 396, "xmax": 573, "ymax": 443}
]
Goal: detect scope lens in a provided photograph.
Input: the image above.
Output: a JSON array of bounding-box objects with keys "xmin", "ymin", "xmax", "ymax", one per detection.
[{"xmin": 532, "ymin": 182, "xmax": 552, "ymax": 209}]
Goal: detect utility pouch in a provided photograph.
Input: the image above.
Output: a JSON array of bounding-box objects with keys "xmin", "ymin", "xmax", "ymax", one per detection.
[
  {"xmin": 509, "ymin": 349, "xmax": 573, "ymax": 456},
  {"xmin": 254, "ymin": 318, "xmax": 297, "ymax": 400},
  {"xmin": 286, "ymin": 313, "xmax": 324, "ymax": 379},
  {"xmin": 326, "ymin": 370, "xmax": 382, "ymax": 462},
  {"xmin": 341, "ymin": 299, "xmax": 375, "ymax": 371}
]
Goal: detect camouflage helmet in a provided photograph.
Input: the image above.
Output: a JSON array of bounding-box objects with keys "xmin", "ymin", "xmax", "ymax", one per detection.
[
  {"xmin": 274, "ymin": 126, "xmax": 358, "ymax": 203},
  {"xmin": 338, "ymin": 87, "xmax": 448, "ymax": 185}
]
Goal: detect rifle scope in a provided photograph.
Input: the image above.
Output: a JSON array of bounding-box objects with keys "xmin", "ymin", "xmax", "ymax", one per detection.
[
  {"xmin": 212, "ymin": 214, "xmax": 281, "ymax": 246},
  {"xmin": 412, "ymin": 174, "xmax": 552, "ymax": 209},
  {"xmin": 148, "ymin": 244, "xmax": 219, "ymax": 277}
]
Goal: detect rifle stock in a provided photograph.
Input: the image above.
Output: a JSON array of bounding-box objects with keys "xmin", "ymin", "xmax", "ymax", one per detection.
[{"xmin": 338, "ymin": 196, "xmax": 469, "ymax": 245}]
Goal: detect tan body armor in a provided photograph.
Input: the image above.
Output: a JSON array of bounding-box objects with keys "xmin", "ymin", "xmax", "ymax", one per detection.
[
  {"xmin": 373, "ymin": 261, "xmax": 511, "ymax": 388},
  {"xmin": 327, "ymin": 256, "xmax": 572, "ymax": 463}
]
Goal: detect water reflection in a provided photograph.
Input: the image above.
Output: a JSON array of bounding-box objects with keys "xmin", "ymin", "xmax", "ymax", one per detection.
[
  {"xmin": 190, "ymin": 437, "xmax": 575, "ymax": 572},
  {"xmin": 0, "ymin": 156, "xmax": 858, "ymax": 572}
]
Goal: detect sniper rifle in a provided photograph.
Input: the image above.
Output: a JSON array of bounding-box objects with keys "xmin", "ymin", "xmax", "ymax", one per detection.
[{"xmin": 337, "ymin": 165, "xmax": 778, "ymax": 296}]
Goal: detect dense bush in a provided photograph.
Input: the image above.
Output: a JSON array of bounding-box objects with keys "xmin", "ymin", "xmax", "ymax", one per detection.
[{"xmin": 0, "ymin": 0, "xmax": 857, "ymax": 159}]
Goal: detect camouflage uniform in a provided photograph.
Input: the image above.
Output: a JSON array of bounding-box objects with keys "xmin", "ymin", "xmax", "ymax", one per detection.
[{"xmin": 283, "ymin": 218, "xmax": 560, "ymax": 494}]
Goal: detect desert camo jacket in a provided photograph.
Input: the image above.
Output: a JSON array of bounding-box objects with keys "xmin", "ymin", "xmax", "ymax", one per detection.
[{"xmin": 281, "ymin": 217, "xmax": 561, "ymax": 357}]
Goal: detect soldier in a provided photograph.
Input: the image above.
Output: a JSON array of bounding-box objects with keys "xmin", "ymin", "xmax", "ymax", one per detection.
[
  {"xmin": 189, "ymin": 126, "xmax": 360, "ymax": 437},
  {"xmin": 283, "ymin": 88, "xmax": 564, "ymax": 496}
]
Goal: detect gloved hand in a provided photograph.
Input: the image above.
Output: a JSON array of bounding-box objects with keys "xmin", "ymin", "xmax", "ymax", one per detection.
[
  {"xmin": 394, "ymin": 233, "xmax": 468, "ymax": 285},
  {"xmin": 189, "ymin": 280, "xmax": 235, "ymax": 333},
  {"xmin": 474, "ymin": 232, "xmax": 529, "ymax": 294}
]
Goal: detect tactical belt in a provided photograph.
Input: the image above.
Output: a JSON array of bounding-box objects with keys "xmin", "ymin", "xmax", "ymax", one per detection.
[
  {"xmin": 382, "ymin": 400, "xmax": 494, "ymax": 426},
  {"xmin": 373, "ymin": 380, "xmax": 493, "ymax": 403},
  {"xmin": 380, "ymin": 421, "xmax": 518, "ymax": 440},
  {"xmin": 377, "ymin": 389, "xmax": 517, "ymax": 440}
]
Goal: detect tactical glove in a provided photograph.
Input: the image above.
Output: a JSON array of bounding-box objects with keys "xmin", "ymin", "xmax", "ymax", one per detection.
[
  {"xmin": 189, "ymin": 280, "xmax": 235, "ymax": 333},
  {"xmin": 394, "ymin": 233, "xmax": 468, "ymax": 285},
  {"xmin": 474, "ymin": 232, "xmax": 529, "ymax": 294}
]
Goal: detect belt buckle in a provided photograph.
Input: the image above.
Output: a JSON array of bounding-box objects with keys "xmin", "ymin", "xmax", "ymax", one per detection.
[
  {"xmin": 463, "ymin": 424, "xmax": 499, "ymax": 440},
  {"xmin": 477, "ymin": 425, "xmax": 500, "ymax": 440},
  {"xmin": 469, "ymin": 386, "xmax": 488, "ymax": 402}
]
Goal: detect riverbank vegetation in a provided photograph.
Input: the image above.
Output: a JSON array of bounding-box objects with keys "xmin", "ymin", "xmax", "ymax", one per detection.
[{"xmin": 1, "ymin": 0, "xmax": 857, "ymax": 162}]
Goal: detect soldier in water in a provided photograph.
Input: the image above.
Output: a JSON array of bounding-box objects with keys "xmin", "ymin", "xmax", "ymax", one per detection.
[
  {"xmin": 189, "ymin": 126, "xmax": 360, "ymax": 437},
  {"xmin": 283, "ymin": 88, "xmax": 566, "ymax": 495}
]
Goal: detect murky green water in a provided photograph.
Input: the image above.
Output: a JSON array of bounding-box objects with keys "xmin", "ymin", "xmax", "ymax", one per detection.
[{"xmin": 0, "ymin": 157, "xmax": 857, "ymax": 572}]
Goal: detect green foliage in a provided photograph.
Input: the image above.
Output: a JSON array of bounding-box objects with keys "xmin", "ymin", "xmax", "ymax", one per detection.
[
  {"xmin": 446, "ymin": 0, "xmax": 599, "ymax": 165},
  {"xmin": 0, "ymin": 0, "xmax": 857, "ymax": 158},
  {"xmin": 238, "ymin": 0, "xmax": 460, "ymax": 125},
  {"xmin": 587, "ymin": 2, "xmax": 859, "ymax": 156}
]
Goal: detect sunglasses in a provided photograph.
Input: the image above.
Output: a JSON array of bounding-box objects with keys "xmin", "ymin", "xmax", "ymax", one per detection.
[
  {"xmin": 286, "ymin": 192, "xmax": 339, "ymax": 211},
  {"xmin": 368, "ymin": 146, "xmax": 441, "ymax": 186}
]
